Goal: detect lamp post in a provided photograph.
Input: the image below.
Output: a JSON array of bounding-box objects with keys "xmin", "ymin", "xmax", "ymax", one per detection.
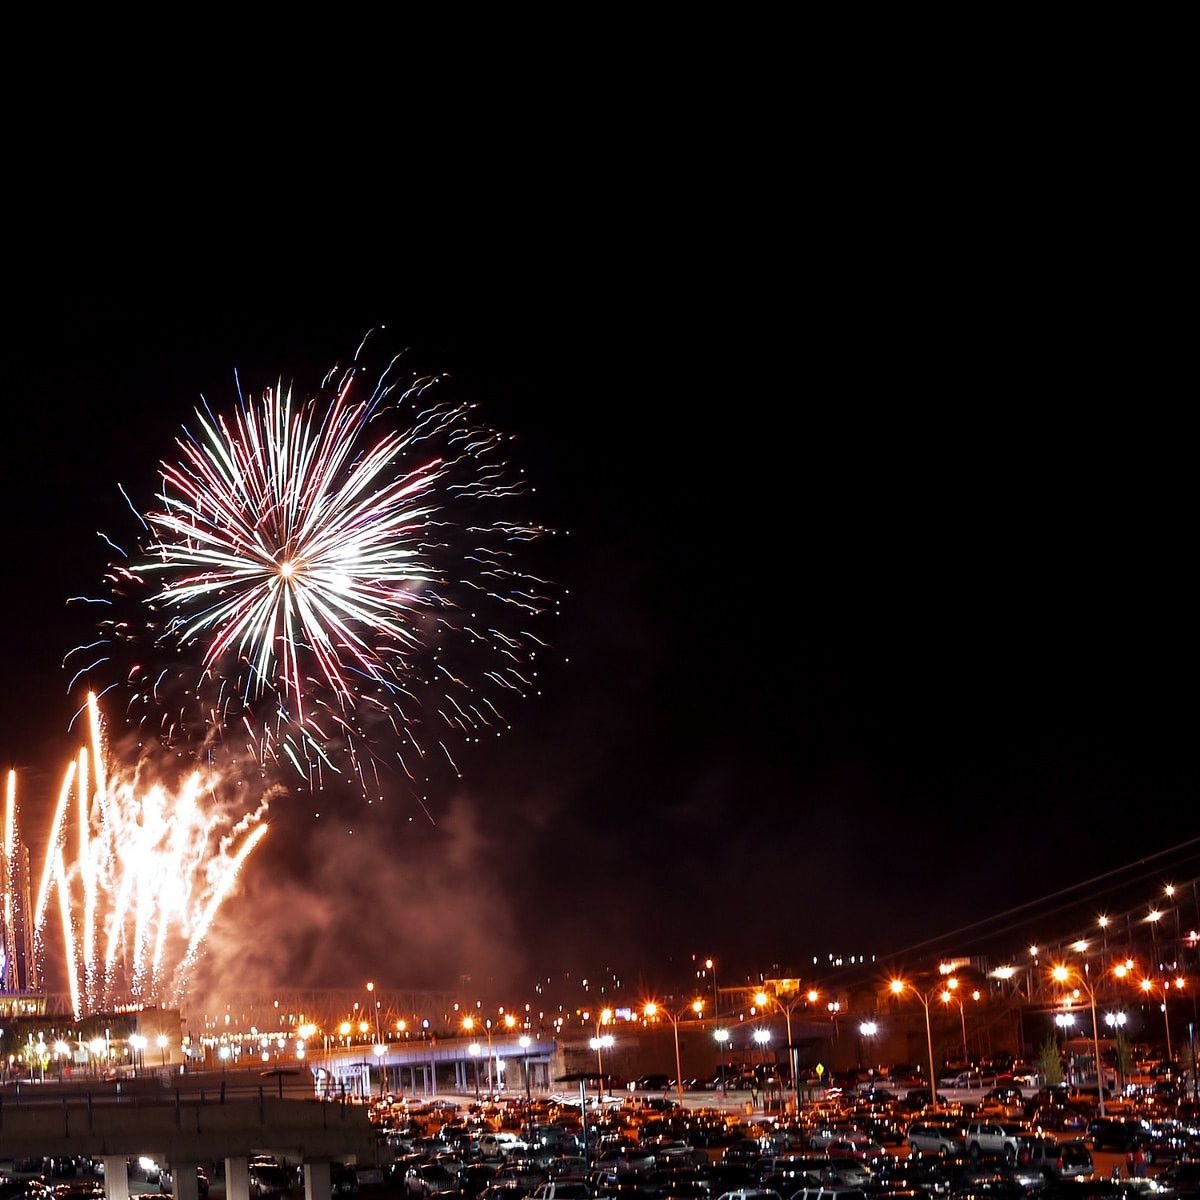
[
  {"xmin": 644, "ymin": 998, "xmax": 704, "ymax": 1098},
  {"xmin": 858, "ymin": 1021, "xmax": 878, "ymax": 1072},
  {"xmin": 468, "ymin": 1041, "xmax": 482, "ymax": 1101},
  {"xmin": 753, "ymin": 1028, "xmax": 771, "ymax": 1104},
  {"xmin": 890, "ymin": 978, "xmax": 943, "ymax": 1111},
  {"xmin": 54, "ymin": 1040, "xmax": 69, "ymax": 1082},
  {"xmin": 1105, "ymin": 1012, "xmax": 1128, "ymax": 1091},
  {"xmin": 754, "ymin": 983, "xmax": 807, "ymax": 1115},
  {"xmin": 464, "ymin": 1016, "xmax": 497, "ymax": 1099},
  {"xmin": 519, "ymin": 1035, "xmax": 533, "ymax": 1105},
  {"xmin": 714, "ymin": 1029, "xmax": 730, "ymax": 1096},
  {"xmin": 939, "ymin": 978, "xmax": 976, "ymax": 1064},
  {"xmin": 129, "ymin": 1034, "xmax": 147, "ymax": 1076},
  {"xmin": 1138, "ymin": 976, "xmax": 1184, "ymax": 1062},
  {"xmin": 157, "ymin": 1034, "xmax": 169, "ymax": 1067},
  {"xmin": 589, "ymin": 1034, "xmax": 614, "ymax": 1107},
  {"xmin": 1052, "ymin": 960, "xmax": 1106, "ymax": 1117},
  {"xmin": 705, "ymin": 958, "xmax": 720, "ymax": 1017}
]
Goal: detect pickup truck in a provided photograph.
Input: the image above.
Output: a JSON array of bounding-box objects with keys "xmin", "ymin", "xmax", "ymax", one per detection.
[{"xmin": 964, "ymin": 1122, "xmax": 1021, "ymax": 1159}]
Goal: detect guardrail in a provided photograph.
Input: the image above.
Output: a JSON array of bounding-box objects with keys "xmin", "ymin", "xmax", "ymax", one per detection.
[{"xmin": 0, "ymin": 1072, "xmax": 355, "ymax": 1117}]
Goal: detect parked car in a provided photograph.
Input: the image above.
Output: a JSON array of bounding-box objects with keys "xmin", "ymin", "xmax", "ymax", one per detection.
[
  {"xmin": 159, "ymin": 1168, "xmax": 211, "ymax": 1199},
  {"xmin": 51, "ymin": 1186, "xmax": 105, "ymax": 1200},
  {"xmin": 636, "ymin": 1075, "xmax": 672, "ymax": 1091},
  {"xmin": 1047, "ymin": 1141, "xmax": 1094, "ymax": 1181},
  {"xmin": 0, "ymin": 1184, "xmax": 55, "ymax": 1200},
  {"xmin": 1087, "ymin": 1118, "xmax": 1151, "ymax": 1153},
  {"xmin": 404, "ymin": 1164, "xmax": 461, "ymax": 1199},
  {"xmin": 907, "ymin": 1122, "xmax": 964, "ymax": 1156},
  {"xmin": 248, "ymin": 1166, "xmax": 293, "ymax": 1200}
]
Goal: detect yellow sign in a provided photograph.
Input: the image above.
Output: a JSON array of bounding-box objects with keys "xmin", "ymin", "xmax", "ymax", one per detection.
[{"xmin": 815, "ymin": 1063, "xmax": 825, "ymax": 1076}]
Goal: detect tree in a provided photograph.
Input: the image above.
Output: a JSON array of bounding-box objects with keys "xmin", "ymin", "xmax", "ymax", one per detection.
[{"xmin": 1037, "ymin": 1037, "xmax": 1064, "ymax": 1086}]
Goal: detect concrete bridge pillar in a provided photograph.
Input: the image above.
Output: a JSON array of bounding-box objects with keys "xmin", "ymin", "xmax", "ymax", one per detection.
[
  {"xmin": 224, "ymin": 1156, "xmax": 250, "ymax": 1200},
  {"xmin": 166, "ymin": 1164, "xmax": 201, "ymax": 1200},
  {"xmin": 102, "ymin": 1156, "xmax": 130, "ymax": 1200},
  {"xmin": 303, "ymin": 1160, "xmax": 332, "ymax": 1200}
]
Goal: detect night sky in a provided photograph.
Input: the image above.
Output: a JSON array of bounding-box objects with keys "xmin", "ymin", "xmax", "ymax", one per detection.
[{"xmin": 1, "ymin": 261, "xmax": 1193, "ymax": 1010}]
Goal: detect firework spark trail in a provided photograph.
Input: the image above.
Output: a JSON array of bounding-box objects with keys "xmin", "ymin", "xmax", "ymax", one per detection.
[
  {"xmin": 180, "ymin": 821, "xmax": 269, "ymax": 977},
  {"xmin": 4, "ymin": 693, "xmax": 269, "ymax": 1017},
  {"xmin": 82, "ymin": 340, "xmax": 557, "ymax": 804},
  {"xmin": 3, "ymin": 771, "xmax": 16, "ymax": 986},
  {"xmin": 35, "ymin": 762, "xmax": 74, "ymax": 929}
]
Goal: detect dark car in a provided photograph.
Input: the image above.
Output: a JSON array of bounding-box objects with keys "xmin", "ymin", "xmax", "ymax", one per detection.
[
  {"xmin": 1039, "ymin": 1184, "xmax": 1150, "ymax": 1200},
  {"xmin": 1046, "ymin": 1143, "xmax": 1093, "ymax": 1182},
  {"xmin": 458, "ymin": 1166, "xmax": 501, "ymax": 1199},
  {"xmin": 1086, "ymin": 1119, "xmax": 1149, "ymax": 1154},
  {"xmin": 330, "ymin": 1166, "xmax": 359, "ymax": 1198},
  {"xmin": 248, "ymin": 1166, "xmax": 294, "ymax": 1200},
  {"xmin": 637, "ymin": 1075, "xmax": 673, "ymax": 1091},
  {"xmin": 1153, "ymin": 1161, "xmax": 1200, "ymax": 1197},
  {"xmin": 52, "ymin": 1186, "xmax": 105, "ymax": 1200},
  {"xmin": 159, "ymin": 1168, "xmax": 211, "ymax": 1199},
  {"xmin": 0, "ymin": 1187, "xmax": 55, "ymax": 1200}
]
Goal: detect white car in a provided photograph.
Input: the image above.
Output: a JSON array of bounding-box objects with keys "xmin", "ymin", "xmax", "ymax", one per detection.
[{"xmin": 479, "ymin": 1133, "xmax": 529, "ymax": 1160}]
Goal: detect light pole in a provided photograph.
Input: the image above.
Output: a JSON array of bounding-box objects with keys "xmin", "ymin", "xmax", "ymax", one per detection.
[
  {"xmin": 589, "ymin": 1034, "xmax": 614, "ymax": 1106},
  {"xmin": 890, "ymin": 978, "xmax": 943, "ymax": 1111},
  {"xmin": 705, "ymin": 957, "xmax": 720, "ymax": 1017},
  {"xmin": 129, "ymin": 1034, "xmax": 147, "ymax": 1076},
  {"xmin": 755, "ymin": 983, "xmax": 807, "ymax": 1115},
  {"xmin": 644, "ymin": 998, "xmax": 704, "ymax": 1098},
  {"xmin": 464, "ymin": 1015, "xmax": 497, "ymax": 1098},
  {"xmin": 468, "ymin": 1041, "xmax": 482, "ymax": 1101},
  {"xmin": 753, "ymin": 1028, "xmax": 771, "ymax": 1104},
  {"xmin": 374, "ymin": 1043, "xmax": 387, "ymax": 1099},
  {"xmin": 156, "ymin": 1034, "xmax": 168, "ymax": 1067},
  {"xmin": 519, "ymin": 1035, "xmax": 533, "ymax": 1105},
  {"xmin": 1105, "ymin": 1012, "xmax": 1128, "ymax": 1091},
  {"xmin": 858, "ymin": 1021, "xmax": 878, "ymax": 1073},
  {"xmin": 939, "ymin": 978, "xmax": 977, "ymax": 1064},
  {"xmin": 1052, "ymin": 960, "xmax": 1106, "ymax": 1117},
  {"xmin": 714, "ymin": 1029, "xmax": 730, "ymax": 1096},
  {"xmin": 1138, "ymin": 976, "xmax": 1184, "ymax": 1062}
]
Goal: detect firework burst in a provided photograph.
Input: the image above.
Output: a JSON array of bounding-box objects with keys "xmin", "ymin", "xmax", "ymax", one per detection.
[{"xmin": 79, "ymin": 333, "xmax": 557, "ymax": 804}]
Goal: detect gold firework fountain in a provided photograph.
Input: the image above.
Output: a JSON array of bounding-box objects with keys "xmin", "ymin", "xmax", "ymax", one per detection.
[{"xmin": 2, "ymin": 693, "xmax": 268, "ymax": 1019}]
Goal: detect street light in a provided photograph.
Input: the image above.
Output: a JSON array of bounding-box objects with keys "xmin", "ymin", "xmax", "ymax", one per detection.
[
  {"xmin": 644, "ymin": 998, "xmax": 704, "ymax": 1097},
  {"xmin": 858, "ymin": 1021, "xmax": 878, "ymax": 1072},
  {"xmin": 589, "ymin": 1034, "xmax": 614, "ymax": 1106},
  {"xmin": 372, "ymin": 1041, "xmax": 386, "ymax": 1099},
  {"xmin": 889, "ymin": 978, "xmax": 945, "ymax": 1111},
  {"xmin": 129, "ymin": 1034, "xmax": 147, "ymax": 1076},
  {"xmin": 704, "ymin": 957, "xmax": 720, "ymax": 1016},
  {"xmin": 753, "ymin": 1027, "xmax": 771, "ymax": 1099},
  {"xmin": 1052, "ymin": 960, "xmax": 1107, "ymax": 1117},
  {"xmin": 1105, "ymin": 1012, "xmax": 1128, "ymax": 1090},
  {"xmin": 1138, "ymin": 976, "xmax": 1185, "ymax": 1062},
  {"xmin": 467, "ymin": 1041, "xmax": 482, "ymax": 1101},
  {"xmin": 463, "ymin": 1015, "xmax": 499, "ymax": 1099},
  {"xmin": 519, "ymin": 1035, "xmax": 533, "ymax": 1104},
  {"xmin": 754, "ymin": 981, "xmax": 808, "ymax": 1115},
  {"xmin": 939, "ymin": 978, "xmax": 978, "ymax": 1064},
  {"xmin": 714, "ymin": 1028, "xmax": 730, "ymax": 1096},
  {"xmin": 156, "ymin": 1034, "xmax": 168, "ymax": 1067}
]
